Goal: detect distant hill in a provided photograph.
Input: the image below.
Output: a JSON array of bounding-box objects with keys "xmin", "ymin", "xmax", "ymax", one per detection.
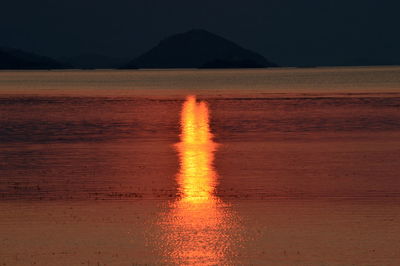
[
  {"xmin": 122, "ymin": 29, "xmax": 277, "ymax": 69},
  {"xmin": 0, "ymin": 47, "xmax": 67, "ymax": 69},
  {"xmin": 59, "ymin": 53, "xmax": 125, "ymax": 69}
]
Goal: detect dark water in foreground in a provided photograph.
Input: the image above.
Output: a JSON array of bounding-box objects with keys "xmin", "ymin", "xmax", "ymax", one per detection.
[{"xmin": 1, "ymin": 67, "xmax": 400, "ymax": 265}]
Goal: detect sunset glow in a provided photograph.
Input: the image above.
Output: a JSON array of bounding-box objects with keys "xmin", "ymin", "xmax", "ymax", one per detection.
[
  {"xmin": 161, "ymin": 95, "xmax": 234, "ymax": 264},
  {"xmin": 177, "ymin": 95, "xmax": 217, "ymax": 203}
]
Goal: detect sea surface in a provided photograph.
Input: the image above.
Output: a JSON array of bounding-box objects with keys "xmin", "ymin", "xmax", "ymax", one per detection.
[{"xmin": 1, "ymin": 67, "xmax": 400, "ymax": 265}]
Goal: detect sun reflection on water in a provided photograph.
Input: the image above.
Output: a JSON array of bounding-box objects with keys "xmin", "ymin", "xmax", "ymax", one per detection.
[
  {"xmin": 177, "ymin": 95, "xmax": 217, "ymax": 203},
  {"xmin": 162, "ymin": 95, "xmax": 236, "ymax": 265}
]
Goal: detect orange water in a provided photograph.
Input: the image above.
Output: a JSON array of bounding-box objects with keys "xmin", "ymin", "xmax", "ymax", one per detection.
[{"xmin": 1, "ymin": 67, "xmax": 400, "ymax": 265}]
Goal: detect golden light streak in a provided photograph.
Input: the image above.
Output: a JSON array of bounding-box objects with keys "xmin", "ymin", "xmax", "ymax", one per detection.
[
  {"xmin": 177, "ymin": 95, "xmax": 217, "ymax": 203},
  {"xmin": 161, "ymin": 95, "xmax": 234, "ymax": 265}
]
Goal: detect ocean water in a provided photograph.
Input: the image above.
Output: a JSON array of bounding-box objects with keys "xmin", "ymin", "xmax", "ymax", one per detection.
[{"xmin": 1, "ymin": 67, "xmax": 400, "ymax": 265}]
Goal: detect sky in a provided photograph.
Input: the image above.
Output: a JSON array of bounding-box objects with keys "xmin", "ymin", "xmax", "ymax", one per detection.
[{"xmin": 1, "ymin": 0, "xmax": 399, "ymax": 66}]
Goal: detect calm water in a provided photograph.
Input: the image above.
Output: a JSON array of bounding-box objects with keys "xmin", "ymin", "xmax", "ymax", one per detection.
[{"xmin": 1, "ymin": 67, "xmax": 400, "ymax": 265}]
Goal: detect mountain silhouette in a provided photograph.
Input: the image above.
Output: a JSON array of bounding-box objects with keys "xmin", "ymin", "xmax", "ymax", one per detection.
[
  {"xmin": 122, "ymin": 29, "xmax": 277, "ymax": 69},
  {"xmin": 0, "ymin": 47, "xmax": 67, "ymax": 69}
]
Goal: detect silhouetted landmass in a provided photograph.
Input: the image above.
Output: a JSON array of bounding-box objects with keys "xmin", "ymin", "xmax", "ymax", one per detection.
[
  {"xmin": 200, "ymin": 59, "xmax": 266, "ymax": 68},
  {"xmin": 0, "ymin": 47, "xmax": 67, "ymax": 69},
  {"xmin": 59, "ymin": 54, "xmax": 125, "ymax": 69},
  {"xmin": 122, "ymin": 29, "xmax": 277, "ymax": 69}
]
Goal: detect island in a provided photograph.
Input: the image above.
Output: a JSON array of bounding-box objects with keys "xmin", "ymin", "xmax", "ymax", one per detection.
[
  {"xmin": 0, "ymin": 47, "xmax": 67, "ymax": 69},
  {"xmin": 121, "ymin": 29, "xmax": 277, "ymax": 69}
]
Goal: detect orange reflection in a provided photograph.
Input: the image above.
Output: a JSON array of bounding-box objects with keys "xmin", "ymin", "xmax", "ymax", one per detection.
[
  {"xmin": 177, "ymin": 95, "xmax": 217, "ymax": 203},
  {"xmin": 162, "ymin": 95, "xmax": 234, "ymax": 265}
]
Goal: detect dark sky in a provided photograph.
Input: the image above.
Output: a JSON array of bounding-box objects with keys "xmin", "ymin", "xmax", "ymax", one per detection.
[{"xmin": 1, "ymin": 0, "xmax": 399, "ymax": 66}]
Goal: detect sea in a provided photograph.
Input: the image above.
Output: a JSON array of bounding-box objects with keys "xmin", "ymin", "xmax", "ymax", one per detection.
[{"xmin": 1, "ymin": 67, "xmax": 400, "ymax": 265}]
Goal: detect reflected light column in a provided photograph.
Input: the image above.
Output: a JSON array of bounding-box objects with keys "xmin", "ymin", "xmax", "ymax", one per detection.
[
  {"xmin": 177, "ymin": 95, "xmax": 217, "ymax": 203},
  {"xmin": 162, "ymin": 95, "xmax": 234, "ymax": 265}
]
